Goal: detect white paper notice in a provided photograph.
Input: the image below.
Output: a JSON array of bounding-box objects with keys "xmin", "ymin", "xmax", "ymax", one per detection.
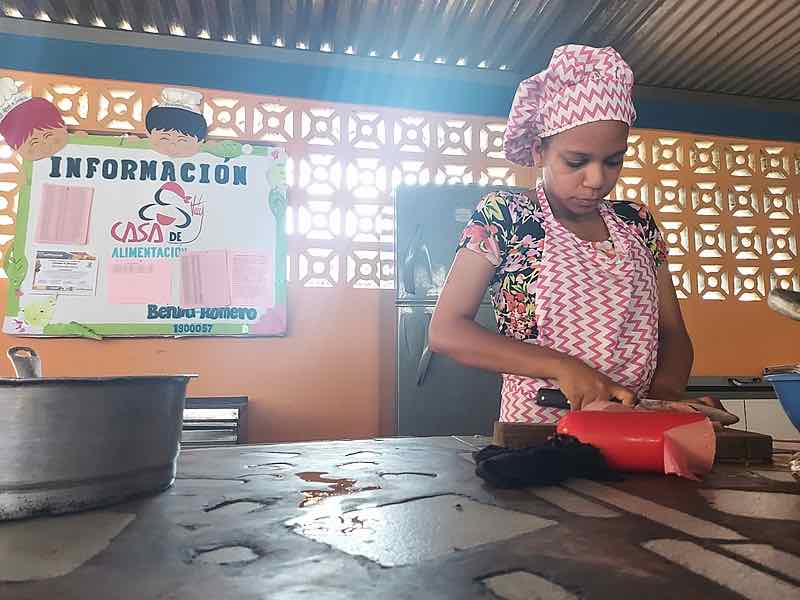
[{"xmin": 31, "ymin": 251, "xmax": 98, "ymax": 296}]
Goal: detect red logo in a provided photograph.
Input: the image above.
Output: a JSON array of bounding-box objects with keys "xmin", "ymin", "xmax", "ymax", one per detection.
[{"xmin": 112, "ymin": 182, "xmax": 204, "ymax": 244}]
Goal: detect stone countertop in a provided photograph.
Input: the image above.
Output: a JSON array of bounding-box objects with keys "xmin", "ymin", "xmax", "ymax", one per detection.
[{"xmin": 2, "ymin": 436, "xmax": 799, "ymax": 600}]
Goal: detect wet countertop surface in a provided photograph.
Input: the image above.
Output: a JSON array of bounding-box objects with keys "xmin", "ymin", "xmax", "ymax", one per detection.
[{"xmin": 2, "ymin": 436, "xmax": 799, "ymax": 599}]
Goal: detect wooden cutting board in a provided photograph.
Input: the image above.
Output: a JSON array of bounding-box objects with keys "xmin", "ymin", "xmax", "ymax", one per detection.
[
  {"xmin": 492, "ymin": 421, "xmax": 773, "ymax": 463},
  {"xmin": 715, "ymin": 428, "xmax": 774, "ymax": 462}
]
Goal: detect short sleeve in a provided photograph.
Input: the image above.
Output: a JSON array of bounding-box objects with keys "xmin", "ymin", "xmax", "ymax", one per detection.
[
  {"xmin": 457, "ymin": 192, "xmax": 513, "ymax": 267},
  {"xmin": 613, "ymin": 201, "xmax": 668, "ymax": 268},
  {"xmin": 641, "ymin": 207, "xmax": 668, "ymax": 268}
]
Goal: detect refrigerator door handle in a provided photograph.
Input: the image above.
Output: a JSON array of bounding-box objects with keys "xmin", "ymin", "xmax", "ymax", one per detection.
[
  {"xmin": 416, "ymin": 344, "xmax": 433, "ymax": 386},
  {"xmin": 402, "ymin": 225, "xmax": 434, "ymax": 297},
  {"xmin": 402, "ymin": 257, "xmax": 416, "ymax": 296},
  {"xmin": 416, "ymin": 312, "xmax": 434, "ymax": 386},
  {"xmin": 729, "ymin": 377, "xmax": 763, "ymax": 386}
]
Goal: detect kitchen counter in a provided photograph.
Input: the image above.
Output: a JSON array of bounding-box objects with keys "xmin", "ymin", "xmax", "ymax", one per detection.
[{"xmin": 2, "ymin": 436, "xmax": 799, "ymax": 600}]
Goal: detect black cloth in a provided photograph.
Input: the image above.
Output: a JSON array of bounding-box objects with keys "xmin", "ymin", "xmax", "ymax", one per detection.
[{"xmin": 473, "ymin": 434, "xmax": 620, "ymax": 489}]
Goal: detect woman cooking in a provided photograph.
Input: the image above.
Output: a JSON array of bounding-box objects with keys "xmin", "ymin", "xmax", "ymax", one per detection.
[{"xmin": 429, "ymin": 45, "xmax": 696, "ymax": 424}]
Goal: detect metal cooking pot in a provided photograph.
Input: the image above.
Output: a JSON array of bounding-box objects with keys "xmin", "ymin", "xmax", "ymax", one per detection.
[{"xmin": 0, "ymin": 347, "xmax": 196, "ymax": 521}]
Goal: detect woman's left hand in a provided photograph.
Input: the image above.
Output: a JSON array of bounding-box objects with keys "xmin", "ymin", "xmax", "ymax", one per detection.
[{"xmin": 648, "ymin": 386, "xmax": 725, "ymax": 410}]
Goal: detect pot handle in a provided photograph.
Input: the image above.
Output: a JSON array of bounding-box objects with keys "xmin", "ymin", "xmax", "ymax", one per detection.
[{"xmin": 7, "ymin": 346, "xmax": 43, "ymax": 378}]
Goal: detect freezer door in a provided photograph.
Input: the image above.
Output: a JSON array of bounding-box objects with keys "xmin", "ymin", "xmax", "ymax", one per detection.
[
  {"xmin": 397, "ymin": 304, "xmax": 501, "ymax": 436},
  {"xmin": 395, "ymin": 184, "xmax": 525, "ymax": 302}
]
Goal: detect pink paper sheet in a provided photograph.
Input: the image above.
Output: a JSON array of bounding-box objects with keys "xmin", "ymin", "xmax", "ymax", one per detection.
[
  {"xmin": 36, "ymin": 184, "xmax": 94, "ymax": 245},
  {"xmin": 663, "ymin": 419, "xmax": 716, "ymax": 480},
  {"xmin": 107, "ymin": 260, "xmax": 172, "ymax": 304},
  {"xmin": 229, "ymin": 250, "xmax": 272, "ymax": 308},
  {"xmin": 180, "ymin": 250, "xmax": 231, "ymax": 307}
]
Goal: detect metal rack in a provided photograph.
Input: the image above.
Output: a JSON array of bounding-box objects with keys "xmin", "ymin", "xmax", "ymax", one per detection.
[{"xmin": 181, "ymin": 396, "xmax": 248, "ymax": 447}]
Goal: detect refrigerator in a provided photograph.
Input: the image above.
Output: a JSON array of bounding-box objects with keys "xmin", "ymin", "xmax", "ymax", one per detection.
[{"xmin": 394, "ymin": 184, "xmax": 525, "ymax": 436}]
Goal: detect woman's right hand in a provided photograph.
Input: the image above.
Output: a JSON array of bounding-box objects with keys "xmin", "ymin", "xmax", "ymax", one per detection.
[{"xmin": 555, "ymin": 358, "xmax": 636, "ymax": 411}]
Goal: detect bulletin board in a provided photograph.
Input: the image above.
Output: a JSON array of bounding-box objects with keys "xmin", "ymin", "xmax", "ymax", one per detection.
[{"xmin": 3, "ymin": 135, "xmax": 288, "ymax": 338}]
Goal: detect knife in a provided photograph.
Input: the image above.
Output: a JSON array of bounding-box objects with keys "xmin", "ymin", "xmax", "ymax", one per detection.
[
  {"xmin": 534, "ymin": 388, "xmax": 571, "ymax": 409},
  {"xmin": 534, "ymin": 388, "xmax": 626, "ymax": 409}
]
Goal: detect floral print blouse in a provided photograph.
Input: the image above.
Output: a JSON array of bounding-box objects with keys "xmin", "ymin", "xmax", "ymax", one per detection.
[{"xmin": 458, "ymin": 190, "xmax": 668, "ymax": 342}]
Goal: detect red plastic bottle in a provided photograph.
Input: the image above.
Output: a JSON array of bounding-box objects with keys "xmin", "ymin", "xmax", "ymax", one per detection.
[{"xmin": 557, "ymin": 411, "xmax": 712, "ymax": 473}]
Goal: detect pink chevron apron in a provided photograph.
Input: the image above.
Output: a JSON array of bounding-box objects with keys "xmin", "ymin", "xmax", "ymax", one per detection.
[{"xmin": 500, "ymin": 184, "xmax": 659, "ymax": 423}]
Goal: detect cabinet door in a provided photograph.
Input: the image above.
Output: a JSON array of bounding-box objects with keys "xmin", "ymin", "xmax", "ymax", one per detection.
[
  {"xmin": 745, "ymin": 399, "xmax": 800, "ymax": 441},
  {"xmin": 397, "ymin": 305, "xmax": 501, "ymax": 436}
]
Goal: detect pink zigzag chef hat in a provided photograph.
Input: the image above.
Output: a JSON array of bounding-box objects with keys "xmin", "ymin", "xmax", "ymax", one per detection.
[{"xmin": 503, "ymin": 45, "xmax": 636, "ymax": 167}]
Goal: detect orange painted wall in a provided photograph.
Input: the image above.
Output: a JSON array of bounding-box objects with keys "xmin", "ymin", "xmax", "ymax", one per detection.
[
  {"xmin": 0, "ymin": 280, "xmax": 398, "ymax": 442},
  {"xmin": 681, "ymin": 298, "xmax": 800, "ymax": 375}
]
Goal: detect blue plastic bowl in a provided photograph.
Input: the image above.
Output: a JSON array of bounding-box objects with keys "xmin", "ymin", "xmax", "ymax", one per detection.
[{"xmin": 764, "ymin": 373, "xmax": 800, "ymax": 434}]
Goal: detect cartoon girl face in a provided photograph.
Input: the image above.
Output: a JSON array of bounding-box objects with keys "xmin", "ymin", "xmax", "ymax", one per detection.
[
  {"xmin": 0, "ymin": 93, "xmax": 68, "ymax": 163},
  {"xmin": 17, "ymin": 125, "xmax": 69, "ymax": 161},
  {"xmin": 148, "ymin": 129, "xmax": 202, "ymax": 159}
]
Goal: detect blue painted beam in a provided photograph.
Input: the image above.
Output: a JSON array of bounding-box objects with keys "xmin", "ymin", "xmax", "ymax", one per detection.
[
  {"xmin": 2, "ymin": 32, "xmax": 799, "ymax": 142},
  {"xmin": 0, "ymin": 32, "xmax": 515, "ymax": 118}
]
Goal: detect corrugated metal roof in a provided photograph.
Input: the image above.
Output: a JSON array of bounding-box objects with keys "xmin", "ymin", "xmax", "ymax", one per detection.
[
  {"xmin": 3, "ymin": 0, "xmax": 800, "ymax": 101},
  {"xmin": 578, "ymin": 0, "xmax": 800, "ymax": 100}
]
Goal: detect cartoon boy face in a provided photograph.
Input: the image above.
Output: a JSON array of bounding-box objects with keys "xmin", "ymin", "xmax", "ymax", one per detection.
[
  {"xmin": 148, "ymin": 129, "xmax": 202, "ymax": 158},
  {"xmin": 17, "ymin": 125, "xmax": 68, "ymax": 162}
]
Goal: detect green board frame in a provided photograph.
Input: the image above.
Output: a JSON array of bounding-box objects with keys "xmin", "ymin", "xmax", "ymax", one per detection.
[{"xmin": 3, "ymin": 134, "xmax": 288, "ymax": 339}]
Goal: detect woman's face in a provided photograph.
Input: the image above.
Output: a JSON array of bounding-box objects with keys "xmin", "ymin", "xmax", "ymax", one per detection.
[
  {"xmin": 148, "ymin": 129, "xmax": 201, "ymax": 158},
  {"xmin": 532, "ymin": 120, "xmax": 629, "ymax": 218},
  {"xmin": 17, "ymin": 126, "xmax": 68, "ymax": 161}
]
